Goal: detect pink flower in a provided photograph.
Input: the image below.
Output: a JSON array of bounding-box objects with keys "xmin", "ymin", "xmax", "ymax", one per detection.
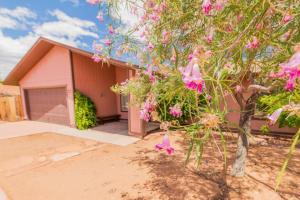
[
  {"xmin": 144, "ymin": 65, "xmax": 156, "ymax": 83},
  {"xmin": 224, "ymin": 62, "xmax": 233, "ymax": 69},
  {"xmin": 206, "ymin": 94, "xmax": 212, "ymax": 101},
  {"xmin": 92, "ymin": 54, "xmax": 101, "ymax": 63},
  {"xmin": 215, "ymin": 0, "xmax": 225, "ymax": 11},
  {"xmin": 144, "ymin": 100, "xmax": 155, "ymax": 112},
  {"xmin": 96, "ymin": 12, "xmax": 104, "ymax": 22},
  {"xmin": 237, "ymin": 13, "xmax": 243, "ymax": 22},
  {"xmin": 86, "ymin": 0, "xmax": 101, "ymax": 5},
  {"xmin": 267, "ymin": 108, "xmax": 283, "ymax": 125},
  {"xmin": 274, "ymin": 51, "xmax": 300, "ymax": 91},
  {"xmin": 188, "ymin": 53, "xmax": 194, "ymax": 61},
  {"xmin": 140, "ymin": 109, "xmax": 151, "ymax": 121},
  {"xmin": 202, "ymin": 0, "xmax": 213, "ymax": 15},
  {"xmin": 140, "ymin": 31, "xmax": 145, "ymax": 39},
  {"xmin": 145, "ymin": 0, "xmax": 155, "ymax": 9},
  {"xmin": 147, "ymin": 42, "xmax": 155, "ymax": 51},
  {"xmin": 285, "ymin": 76, "xmax": 297, "ymax": 91},
  {"xmin": 235, "ymin": 85, "xmax": 243, "ymax": 93},
  {"xmin": 226, "ymin": 25, "xmax": 233, "ymax": 32},
  {"xmin": 169, "ymin": 104, "xmax": 183, "ymax": 118},
  {"xmin": 160, "ymin": 0, "xmax": 167, "ymax": 11},
  {"xmin": 188, "ymin": 48, "xmax": 201, "ymax": 61},
  {"xmin": 104, "ymin": 38, "xmax": 112, "ymax": 46},
  {"xmin": 150, "ymin": 12, "xmax": 160, "ymax": 21},
  {"xmin": 205, "ymin": 50, "xmax": 213, "ymax": 58},
  {"xmin": 282, "ymin": 14, "xmax": 293, "ymax": 24},
  {"xmin": 155, "ymin": 134, "xmax": 175, "ymax": 155},
  {"xmin": 140, "ymin": 98, "xmax": 156, "ymax": 121},
  {"xmin": 205, "ymin": 33, "xmax": 213, "ymax": 44},
  {"xmin": 246, "ymin": 37, "xmax": 260, "ymax": 49},
  {"xmin": 180, "ymin": 57, "xmax": 205, "ymax": 94},
  {"xmin": 108, "ymin": 25, "xmax": 115, "ymax": 35}
]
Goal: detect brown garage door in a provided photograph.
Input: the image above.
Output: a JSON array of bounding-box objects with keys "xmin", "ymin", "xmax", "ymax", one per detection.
[{"xmin": 25, "ymin": 87, "xmax": 69, "ymax": 125}]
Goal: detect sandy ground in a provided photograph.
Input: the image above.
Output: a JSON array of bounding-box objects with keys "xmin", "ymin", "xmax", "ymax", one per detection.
[{"xmin": 0, "ymin": 131, "xmax": 299, "ymax": 200}]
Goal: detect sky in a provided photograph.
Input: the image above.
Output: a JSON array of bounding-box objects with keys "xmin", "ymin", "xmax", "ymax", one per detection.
[{"xmin": 0, "ymin": 0, "xmax": 134, "ymax": 80}]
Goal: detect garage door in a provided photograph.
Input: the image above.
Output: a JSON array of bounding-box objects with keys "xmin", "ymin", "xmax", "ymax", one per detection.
[{"xmin": 25, "ymin": 87, "xmax": 69, "ymax": 125}]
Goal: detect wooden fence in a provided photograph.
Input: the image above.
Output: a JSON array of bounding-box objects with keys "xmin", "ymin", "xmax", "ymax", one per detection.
[{"xmin": 0, "ymin": 95, "xmax": 23, "ymax": 121}]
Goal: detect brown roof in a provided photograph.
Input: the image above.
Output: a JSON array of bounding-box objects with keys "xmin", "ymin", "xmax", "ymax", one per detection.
[{"xmin": 4, "ymin": 37, "xmax": 138, "ymax": 85}]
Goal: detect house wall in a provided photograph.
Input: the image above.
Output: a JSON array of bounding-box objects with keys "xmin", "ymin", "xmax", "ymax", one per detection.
[
  {"xmin": 19, "ymin": 46, "xmax": 75, "ymax": 126},
  {"xmin": 128, "ymin": 70, "xmax": 146, "ymax": 137},
  {"xmin": 115, "ymin": 67, "xmax": 129, "ymax": 119},
  {"xmin": 72, "ymin": 53, "xmax": 118, "ymax": 117}
]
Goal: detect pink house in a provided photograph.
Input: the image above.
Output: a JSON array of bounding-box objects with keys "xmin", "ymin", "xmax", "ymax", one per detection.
[
  {"xmin": 4, "ymin": 37, "xmax": 145, "ymax": 136},
  {"xmin": 4, "ymin": 37, "xmax": 296, "ymax": 136}
]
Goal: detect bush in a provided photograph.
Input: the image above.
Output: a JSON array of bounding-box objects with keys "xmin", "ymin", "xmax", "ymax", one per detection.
[
  {"xmin": 74, "ymin": 91, "xmax": 97, "ymax": 130},
  {"xmin": 257, "ymin": 90, "xmax": 300, "ymax": 128}
]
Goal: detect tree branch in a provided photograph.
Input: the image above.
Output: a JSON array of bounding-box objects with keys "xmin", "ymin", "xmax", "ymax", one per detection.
[{"xmin": 247, "ymin": 84, "xmax": 272, "ymax": 93}]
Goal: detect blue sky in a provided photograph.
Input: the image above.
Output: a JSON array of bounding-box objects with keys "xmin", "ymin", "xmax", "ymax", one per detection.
[{"xmin": 0, "ymin": 0, "xmax": 134, "ymax": 80}]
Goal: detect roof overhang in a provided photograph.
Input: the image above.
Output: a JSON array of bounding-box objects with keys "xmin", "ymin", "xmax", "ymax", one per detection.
[{"xmin": 4, "ymin": 37, "xmax": 138, "ymax": 85}]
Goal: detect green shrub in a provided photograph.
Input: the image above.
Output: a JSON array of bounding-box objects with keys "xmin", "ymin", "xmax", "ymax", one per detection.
[
  {"xmin": 260, "ymin": 125, "xmax": 270, "ymax": 134},
  {"xmin": 257, "ymin": 90, "xmax": 300, "ymax": 128},
  {"xmin": 74, "ymin": 91, "xmax": 97, "ymax": 130}
]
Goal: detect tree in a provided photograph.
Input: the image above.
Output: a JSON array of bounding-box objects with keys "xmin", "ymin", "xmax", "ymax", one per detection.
[{"xmin": 89, "ymin": 0, "xmax": 300, "ymax": 177}]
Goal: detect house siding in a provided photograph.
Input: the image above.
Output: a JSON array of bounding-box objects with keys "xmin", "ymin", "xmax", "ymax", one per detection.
[
  {"xmin": 19, "ymin": 46, "xmax": 75, "ymax": 126},
  {"xmin": 72, "ymin": 53, "xmax": 118, "ymax": 118}
]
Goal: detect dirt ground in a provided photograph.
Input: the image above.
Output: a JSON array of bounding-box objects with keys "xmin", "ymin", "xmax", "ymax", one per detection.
[{"xmin": 0, "ymin": 131, "xmax": 299, "ymax": 200}]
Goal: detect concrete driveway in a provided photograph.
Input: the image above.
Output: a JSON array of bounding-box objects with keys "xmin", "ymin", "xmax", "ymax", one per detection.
[
  {"xmin": 0, "ymin": 121, "xmax": 139, "ymax": 146},
  {"xmin": 0, "ymin": 120, "xmax": 141, "ymax": 200}
]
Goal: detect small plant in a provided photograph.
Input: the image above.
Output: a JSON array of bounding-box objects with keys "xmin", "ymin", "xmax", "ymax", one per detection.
[
  {"xmin": 74, "ymin": 91, "xmax": 97, "ymax": 130},
  {"xmin": 260, "ymin": 125, "xmax": 270, "ymax": 134}
]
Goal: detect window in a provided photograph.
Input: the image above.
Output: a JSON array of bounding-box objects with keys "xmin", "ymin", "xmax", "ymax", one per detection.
[{"xmin": 120, "ymin": 95, "xmax": 129, "ymax": 112}]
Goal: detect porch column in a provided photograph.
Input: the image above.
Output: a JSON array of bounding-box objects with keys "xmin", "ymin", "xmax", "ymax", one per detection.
[{"xmin": 128, "ymin": 70, "xmax": 146, "ymax": 137}]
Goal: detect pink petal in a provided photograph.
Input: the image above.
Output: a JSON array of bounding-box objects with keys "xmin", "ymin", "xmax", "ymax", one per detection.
[
  {"xmin": 154, "ymin": 134, "xmax": 175, "ymax": 155},
  {"xmin": 267, "ymin": 108, "xmax": 283, "ymax": 125},
  {"xmin": 166, "ymin": 147, "xmax": 175, "ymax": 155},
  {"xmin": 191, "ymin": 63, "xmax": 201, "ymax": 79},
  {"xmin": 155, "ymin": 144, "xmax": 164, "ymax": 150}
]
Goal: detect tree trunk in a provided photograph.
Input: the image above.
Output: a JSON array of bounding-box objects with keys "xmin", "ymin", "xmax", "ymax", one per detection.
[{"xmin": 231, "ymin": 93, "xmax": 259, "ymax": 177}]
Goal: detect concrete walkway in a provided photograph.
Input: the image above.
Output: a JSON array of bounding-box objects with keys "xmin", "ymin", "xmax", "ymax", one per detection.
[{"xmin": 0, "ymin": 121, "xmax": 140, "ymax": 146}]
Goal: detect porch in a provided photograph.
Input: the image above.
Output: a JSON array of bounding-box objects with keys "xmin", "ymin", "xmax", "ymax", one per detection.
[{"xmin": 91, "ymin": 120, "xmax": 160, "ymax": 136}]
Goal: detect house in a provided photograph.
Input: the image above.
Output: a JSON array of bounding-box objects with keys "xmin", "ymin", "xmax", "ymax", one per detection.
[
  {"xmin": 4, "ymin": 37, "xmax": 145, "ymax": 136},
  {"xmin": 4, "ymin": 37, "xmax": 296, "ymax": 137}
]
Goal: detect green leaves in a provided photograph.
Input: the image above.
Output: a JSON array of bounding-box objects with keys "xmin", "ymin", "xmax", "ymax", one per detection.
[
  {"xmin": 275, "ymin": 128, "xmax": 300, "ymax": 190},
  {"xmin": 74, "ymin": 91, "xmax": 97, "ymax": 130},
  {"xmin": 257, "ymin": 90, "xmax": 300, "ymax": 128}
]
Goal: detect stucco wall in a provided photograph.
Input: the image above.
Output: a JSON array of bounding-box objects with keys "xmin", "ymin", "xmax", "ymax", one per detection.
[
  {"xmin": 72, "ymin": 53, "xmax": 118, "ymax": 117},
  {"xmin": 128, "ymin": 70, "xmax": 146, "ymax": 136},
  {"xmin": 19, "ymin": 46, "xmax": 75, "ymax": 126},
  {"xmin": 115, "ymin": 67, "xmax": 129, "ymax": 119}
]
